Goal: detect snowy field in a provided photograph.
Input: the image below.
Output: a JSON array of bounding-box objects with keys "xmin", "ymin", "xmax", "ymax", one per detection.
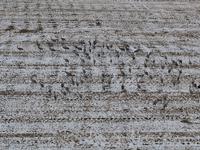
[{"xmin": 1, "ymin": 0, "xmax": 200, "ymax": 149}]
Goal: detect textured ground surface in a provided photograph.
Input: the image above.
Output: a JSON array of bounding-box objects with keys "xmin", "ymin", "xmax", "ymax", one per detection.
[{"xmin": 1, "ymin": 0, "xmax": 200, "ymax": 149}]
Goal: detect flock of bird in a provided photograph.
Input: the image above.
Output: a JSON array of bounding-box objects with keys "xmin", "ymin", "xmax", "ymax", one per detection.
[{"xmin": 22, "ymin": 36, "xmax": 200, "ymax": 111}]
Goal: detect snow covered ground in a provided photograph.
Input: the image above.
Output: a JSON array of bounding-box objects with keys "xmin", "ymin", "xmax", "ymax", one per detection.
[{"xmin": 1, "ymin": 0, "xmax": 200, "ymax": 149}]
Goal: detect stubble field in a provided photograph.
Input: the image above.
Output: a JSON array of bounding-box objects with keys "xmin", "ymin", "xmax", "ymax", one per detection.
[{"xmin": 1, "ymin": 0, "xmax": 200, "ymax": 149}]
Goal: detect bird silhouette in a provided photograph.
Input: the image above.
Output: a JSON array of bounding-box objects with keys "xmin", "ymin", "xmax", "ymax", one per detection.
[
  {"xmin": 189, "ymin": 86, "xmax": 193, "ymax": 94},
  {"xmin": 115, "ymin": 50, "xmax": 120, "ymax": 58},
  {"xmin": 36, "ymin": 41, "xmax": 43, "ymax": 50},
  {"xmin": 179, "ymin": 70, "xmax": 182, "ymax": 75},
  {"xmin": 74, "ymin": 50, "xmax": 79, "ymax": 56},
  {"xmin": 102, "ymin": 85, "xmax": 105, "ymax": 91},
  {"xmin": 172, "ymin": 60, "xmax": 178, "ymax": 67},
  {"xmin": 168, "ymin": 68, "xmax": 172, "ymax": 73},
  {"xmin": 163, "ymin": 94, "xmax": 168, "ymax": 101},
  {"xmin": 65, "ymin": 87, "xmax": 69, "ymax": 92},
  {"xmin": 79, "ymin": 40, "xmax": 85, "ymax": 45},
  {"xmin": 61, "ymin": 83, "xmax": 64, "ymax": 88},
  {"xmin": 76, "ymin": 80, "xmax": 79, "ymax": 86},
  {"xmin": 133, "ymin": 48, "xmax": 141, "ymax": 53},
  {"xmin": 54, "ymin": 93, "xmax": 57, "ymax": 100},
  {"xmin": 101, "ymin": 78, "xmax": 104, "ymax": 83},
  {"xmin": 61, "ymin": 37, "xmax": 65, "ymax": 41},
  {"xmin": 132, "ymin": 54, "xmax": 135, "ymax": 60},
  {"xmin": 118, "ymin": 46, "xmax": 126, "ymax": 51},
  {"xmin": 93, "ymin": 39, "xmax": 97, "ymax": 45},
  {"xmin": 36, "ymin": 40, "xmax": 41, "ymax": 47},
  {"xmin": 153, "ymin": 59, "xmax": 155, "ymax": 65},
  {"xmin": 144, "ymin": 71, "xmax": 148, "ymax": 76},
  {"xmin": 47, "ymin": 41, "xmax": 54, "ymax": 47},
  {"xmin": 153, "ymin": 99, "xmax": 160, "ymax": 106},
  {"xmin": 65, "ymin": 71, "xmax": 73, "ymax": 76},
  {"xmin": 83, "ymin": 46, "xmax": 86, "ymax": 53},
  {"xmin": 106, "ymin": 44, "xmax": 109, "ymax": 50},
  {"xmin": 84, "ymin": 53, "xmax": 91, "ymax": 59},
  {"xmin": 189, "ymin": 59, "xmax": 192, "ymax": 65},
  {"xmin": 147, "ymin": 51, "xmax": 152, "ymax": 58},
  {"xmin": 40, "ymin": 83, "xmax": 44, "ymax": 88},
  {"xmin": 62, "ymin": 45, "xmax": 69, "ymax": 50},
  {"xmin": 31, "ymin": 78, "xmax": 37, "ymax": 84},
  {"xmin": 83, "ymin": 69, "xmax": 86, "ymax": 74},
  {"xmin": 49, "ymin": 47, "xmax": 56, "ymax": 51},
  {"xmin": 71, "ymin": 78, "xmax": 75, "ymax": 85},
  {"xmin": 51, "ymin": 38, "xmax": 57, "ymax": 42},
  {"xmin": 161, "ymin": 63, "xmax": 165, "ymax": 69},
  {"xmin": 17, "ymin": 46, "xmax": 23, "ymax": 50},
  {"xmin": 137, "ymin": 82, "xmax": 141, "ymax": 89},
  {"xmin": 160, "ymin": 77, "xmax": 163, "ymax": 83},
  {"xmin": 144, "ymin": 62, "xmax": 147, "ymax": 68},
  {"xmin": 121, "ymin": 84, "xmax": 125, "ymax": 90},
  {"xmin": 74, "ymin": 45, "xmax": 82, "ymax": 51},
  {"xmin": 178, "ymin": 59, "xmax": 182, "ymax": 64},
  {"xmin": 81, "ymin": 58, "xmax": 85, "ymax": 64},
  {"xmin": 79, "ymin": 93, "xmax": 82, "ymax": 99},
  {"xmin": 102, "ymin": 73, "xmax": 105, "ymax": 78},
  {"xmin": 108, "ymin": 79, "xmax": 111, "ymax": 85},
  {"xmin": 88, "ymin": 41, "xmax": 92, "ymax": 46},
  {"xmin": 37, "ymin": 45, "xmax": 43, "ymax": 50},
  {"xmin": 62, "ymin": 91, "xmax": 67, "ymax": 96},
  {"xmin": 64, "ymin": 59, "xmax": 69, "ymax": 63},
  {"xmin": 121, "ymin": 71, "xmax": 125, "ymax": 76},
  {"xmin": 162, "ymin": 101, "xmax": 169, "ymax": 110},
  {"xmin": 172, "ymin": 78, "xmax": 176, "ymax": 86},
  {"xmin": 30, "ymin": 75, "xmax": 37, "ymax": 84}
]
